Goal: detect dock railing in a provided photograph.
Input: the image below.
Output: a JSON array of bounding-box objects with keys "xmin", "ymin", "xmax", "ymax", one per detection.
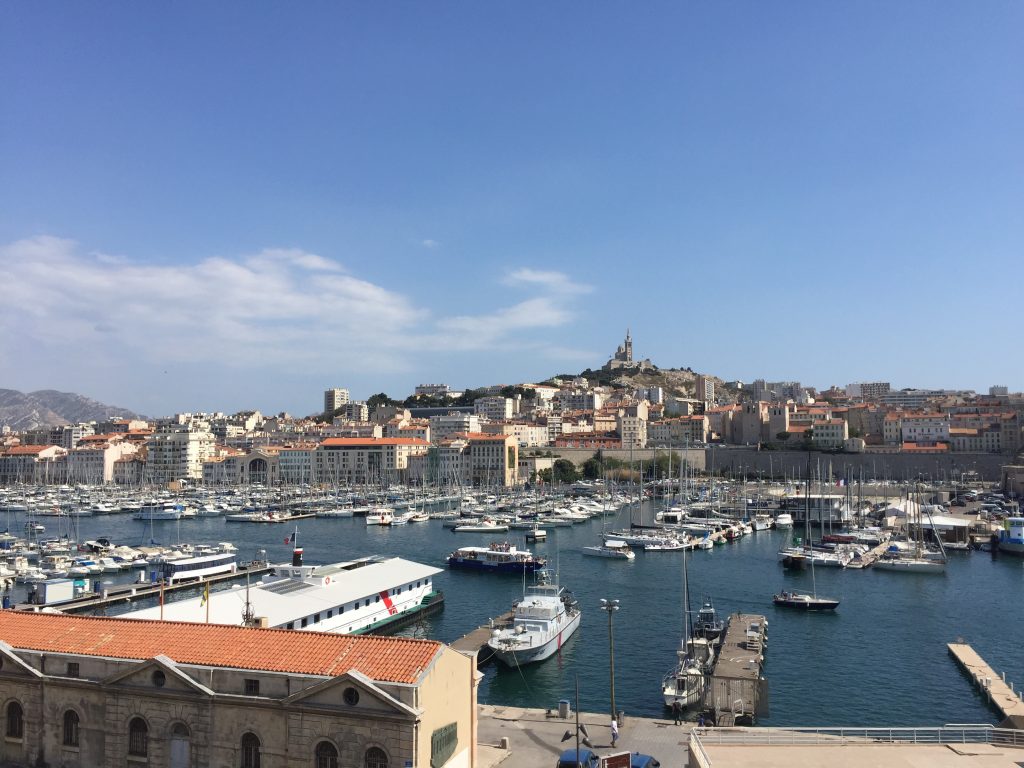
[{"xmin": 689, "ymin": 725, "xmax": 1024, "ymax": 765}]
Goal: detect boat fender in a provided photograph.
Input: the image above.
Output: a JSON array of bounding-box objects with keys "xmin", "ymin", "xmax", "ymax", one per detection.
[{"xmin": 324, "ymin": 576, "xmax": 331, "ymax": 584}]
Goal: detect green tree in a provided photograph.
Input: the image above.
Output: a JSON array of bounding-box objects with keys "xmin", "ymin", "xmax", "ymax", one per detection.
[
  {"xmin": 552, "ymin": 458, "xmax": 579, "ymax": 484},
  {"xmin": 776, "ymin": 431, "xmax": 791, "ymax": 441},
  {"xmin": 367, "ymin": 392, "xmax": 400, "ymax": 410},
  {"xmin": 581, "ymin": 457, "xmax": 602, "ymax": 479}
]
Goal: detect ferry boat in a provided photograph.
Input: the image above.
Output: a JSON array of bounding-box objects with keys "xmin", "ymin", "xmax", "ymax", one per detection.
[
  {"xmin": 158, "ymin": 549, "xmax": 238, "ymax": 584},
  {"xmin": 447, "ymin": 542, "xmax": 546, "ymax": 573},
  {"xmin": 124, "ymin": 542, "xmax": 443, "ymax": 635},
  {"xmin": 487, "ymin": 574, "xmax": 581, "ymax": 666}
]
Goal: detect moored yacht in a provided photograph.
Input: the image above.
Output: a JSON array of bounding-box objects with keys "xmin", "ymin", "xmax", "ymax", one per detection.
[{"xmin": 487, "ymin": 574, "xmax": 581, "ymax": 666}]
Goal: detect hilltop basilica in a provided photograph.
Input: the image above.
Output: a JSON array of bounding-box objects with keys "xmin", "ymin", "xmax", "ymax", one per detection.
[{"xmin": 603, "ymin": 329, "xmax": 655, "ymax": 372}]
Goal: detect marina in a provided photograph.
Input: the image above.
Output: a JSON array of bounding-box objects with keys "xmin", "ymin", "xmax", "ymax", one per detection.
[{"xmin": 1, "ymin": 486, "xmax": 1022, "ymax": 728}]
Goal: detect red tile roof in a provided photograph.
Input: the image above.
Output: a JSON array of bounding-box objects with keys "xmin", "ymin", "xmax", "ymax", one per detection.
[
  {"xmin": 0, "ymin": 612, "xmax": 441, "ymax": 684},
  {"xmin": 3, "ymin": 445, "xmax": 55, "ymax": 455}
]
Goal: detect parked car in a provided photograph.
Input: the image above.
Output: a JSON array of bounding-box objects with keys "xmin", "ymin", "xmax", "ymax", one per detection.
[{"xmin": 557, "ymin": 748, "xmax": 600, "ymax": 768}]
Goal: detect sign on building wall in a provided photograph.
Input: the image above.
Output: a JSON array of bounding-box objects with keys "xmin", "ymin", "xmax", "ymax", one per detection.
[{"xmin": 430, "ymin": 722, "xmax": 458, "ymax": 767}]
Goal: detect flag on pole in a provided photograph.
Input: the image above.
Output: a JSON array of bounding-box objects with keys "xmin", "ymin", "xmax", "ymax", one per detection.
[{"xmin": 202, "ymin": 581, "xmax": 210, "ymax": 623}]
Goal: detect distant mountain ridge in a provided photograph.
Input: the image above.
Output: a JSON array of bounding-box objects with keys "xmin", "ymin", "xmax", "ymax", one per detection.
[{"xmin": 0, "ymin": 389, "xmax": 144, "ymax": 431}]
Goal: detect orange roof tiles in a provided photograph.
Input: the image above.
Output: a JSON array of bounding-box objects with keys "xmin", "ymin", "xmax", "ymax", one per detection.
[
  {"xmin": 0, "ymin": 612, "xmax": 441, "ymax": 684},
  {"xmin": 4, "ymin": 445, "xmax": 55, "ymax": 455}
]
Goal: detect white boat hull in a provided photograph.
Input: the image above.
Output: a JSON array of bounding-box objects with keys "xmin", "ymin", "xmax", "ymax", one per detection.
[
  {"xmin": 874, "ymin": 558, "xmax": 946, "ymax": 574},
  {"xmin": 489, "ymin": 610, "xmax": 581, "ymax": 666}
]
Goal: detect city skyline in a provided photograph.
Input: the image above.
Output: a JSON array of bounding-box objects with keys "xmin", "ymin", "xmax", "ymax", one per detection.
[{"xmin": 3, "ymin": 2, "xmax": 1022, "ymax": 416}]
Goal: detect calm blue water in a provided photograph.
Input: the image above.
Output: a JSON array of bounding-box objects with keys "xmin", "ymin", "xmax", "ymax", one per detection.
[{"xmin": 13, "ymin": 506, "xmax": 1024, "ymax": 726}]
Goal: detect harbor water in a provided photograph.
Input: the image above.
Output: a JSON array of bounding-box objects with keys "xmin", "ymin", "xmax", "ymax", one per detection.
[{"xmin": 11, "ymin": 504, "xmax": 1024, "ymax": 727}]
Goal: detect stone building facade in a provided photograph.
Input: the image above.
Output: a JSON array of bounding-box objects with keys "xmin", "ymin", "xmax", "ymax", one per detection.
[{"xmin": 0, "ymin": 612, "xmax": 476, "ymax": 768}]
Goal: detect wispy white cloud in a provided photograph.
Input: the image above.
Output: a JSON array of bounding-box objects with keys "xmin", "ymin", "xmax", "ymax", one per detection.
[
  {"xmin": 421, "ymin": 239, "xmax": 441, "ymax": 250},
  {"xmin": 504, "ymin": 268, "xmax": 593, "ymax": 295},
  {"xmin": 0, "ymin": 237, "xmax": 595, "ymax": 379}
]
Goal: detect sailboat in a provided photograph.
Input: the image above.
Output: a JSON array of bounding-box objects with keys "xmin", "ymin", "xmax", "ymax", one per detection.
[
  {"xmin": 773, "ymin": 549, "xmax": 839, "ymax": 610},
  {"xmin": 873, "ymin": 485, "xmax": 947, "ymax": 574},
  {"xmin": 777, "ymin": 459, "xmax": 850, "ymax": 568},
  {"xmin": 661, "ymin": 545, "xmax": 709, "ymax": 708}
]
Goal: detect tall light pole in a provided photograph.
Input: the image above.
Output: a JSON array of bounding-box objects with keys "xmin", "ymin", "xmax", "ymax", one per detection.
[{"xmin": 600, "ymin": 598, "xmax": 620, "ymax": 723}]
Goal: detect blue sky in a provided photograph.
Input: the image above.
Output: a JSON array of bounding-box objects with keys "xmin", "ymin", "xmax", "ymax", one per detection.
[{"xmin": 2, "ymin": 2, "xmax": 1021, "ymax": 417}]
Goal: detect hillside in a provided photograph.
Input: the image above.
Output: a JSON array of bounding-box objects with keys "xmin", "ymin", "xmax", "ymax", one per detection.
[
  {"xmin": 0, "ymin": 389, "xmax": 144, "ymax": 431},
  {"xmin": 552, "ymin": 366, "xmax": 733, "ymax": 402}
]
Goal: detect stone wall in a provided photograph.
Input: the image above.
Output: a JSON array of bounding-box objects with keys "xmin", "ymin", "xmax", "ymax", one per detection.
[{"xmin": 704, "ymin": 447, "xmax": 1009, "ymax": 482}]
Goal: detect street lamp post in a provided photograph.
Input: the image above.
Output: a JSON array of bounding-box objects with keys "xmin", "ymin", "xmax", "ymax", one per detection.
[{"xmin": 600, "ymin": 598, "xmax": 620, "ymax": 723}]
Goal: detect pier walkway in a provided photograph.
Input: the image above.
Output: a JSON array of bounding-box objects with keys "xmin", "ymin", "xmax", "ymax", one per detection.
[
  {"xmin": 15, "ymin": 562, "xmax": 272, "ymax": 614},
  {"xmin": 706, "ymin": 613, "xmax": 768, "ymax": 725},
  {"xmin": 451, "ymin": 610, "xmax": 513, "ymax": 663},
  {"xmin": 948, "ymin": 643, "xmax": 1024, "ymax": 724}
]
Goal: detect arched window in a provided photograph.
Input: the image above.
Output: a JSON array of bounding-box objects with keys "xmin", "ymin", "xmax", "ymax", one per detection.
[
  {"xmin": 171, "ymin": 722, "xmax": 191, "ymax": 738},
  {"xmin": 63, "ymin": 709, "xmax": 80, "ymax": 747},
  {"xmin": 315, "ymin": 741, "xmax": 338, "ymax": 768},
  {"xmin": 128, "ymin": 717, "xmax": 148, "ymax": 757},
  {"xmin": 241, "ymin": 732, "xmax": 261, "ymax": 768},
  {"xmin": 364, "ymin": 746, "xmax": 388, "ymax": 768},
  {"xmin": 5, "ymin": 701, "xmax": 23, "ymax": 740}
]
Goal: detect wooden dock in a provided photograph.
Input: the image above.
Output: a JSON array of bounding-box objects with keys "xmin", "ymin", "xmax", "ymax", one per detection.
[
  {"xmin": 17, "ymin": 563, "xmax": 272, "ymax": 614},
  {"xmin": 948, "ymin": 642, "xmax": 1024, "ymax": 724},
  {"xmin": 706, "ymin": 613, "xmax": 769, "ymax": 726},
  {"xmin": 451, "ymin": 610, "xmax": 514, "ymax": 664},
  {"xmin": 845, "ymin": 540, "xmax": 893, "ymax": 569}
]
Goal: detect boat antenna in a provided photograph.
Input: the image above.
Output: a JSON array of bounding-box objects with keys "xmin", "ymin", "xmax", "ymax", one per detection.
[{"xmin": 241, "ymin": 570, "xmax": 256, "ymax": 627}]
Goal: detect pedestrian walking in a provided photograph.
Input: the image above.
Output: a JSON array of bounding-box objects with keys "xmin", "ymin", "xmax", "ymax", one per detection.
[{"xmin": 610, "ymin": 717, "xmax": 619, "ymax": 747}]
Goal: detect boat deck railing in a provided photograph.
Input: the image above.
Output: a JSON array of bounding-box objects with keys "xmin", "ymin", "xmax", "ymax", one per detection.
[{"xmin": 689, "ymin": 725, "xmax": 1024, "ymax": 766}]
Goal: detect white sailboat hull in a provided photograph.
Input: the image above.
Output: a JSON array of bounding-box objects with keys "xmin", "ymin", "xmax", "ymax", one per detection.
[{"xmin": 873, "ymin": 558, "xmax": 946, "ymax": 574}]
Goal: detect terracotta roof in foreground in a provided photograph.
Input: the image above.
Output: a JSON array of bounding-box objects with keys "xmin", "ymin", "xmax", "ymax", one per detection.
[{"xmin": 0, "ymin": 611, "xmax": 441, "ymax": 684}]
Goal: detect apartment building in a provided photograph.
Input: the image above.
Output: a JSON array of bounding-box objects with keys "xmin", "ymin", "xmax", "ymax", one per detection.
[
  {"xmin": 479, "ymin": 422, "xmax": 549, "ymax": 447},
  {"xmin": 845, "ymin": 381, "xmax": 891, "ymax": 399},
  {"xmin": 429, "ymin": 413, "xmax": 481, "ymax": 444},
  {"xmin": 66, "ymin": 438, "xmax": 138, "ymax": 484},
  {"xmin": 647, "ymin": 416, "xmax": 708, "ymax": 446},
  {"xmin": 694, "ymin": 375, "xmax": 715, "ymax": 405},
  {"xmin": 473, "ymin": 396, "xmax": 513, "ymax": 421},
  {"xmin": 811, "ymin": 418, "xmax": 849, "ymax": 450},
  {"xmin": 315, "ymin": 437, "xmax": 430, "ymax": 485},
  {"xmin": 323, "ymin": 387, "xmax": 350, "ymax": 414},
  {"xmin": 0, "ymin": 445, "xmax": 67, "ymax": 484},
  {"xmin": 145, "ymin": 423, "xmax": 216, "ymax": 484}
]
